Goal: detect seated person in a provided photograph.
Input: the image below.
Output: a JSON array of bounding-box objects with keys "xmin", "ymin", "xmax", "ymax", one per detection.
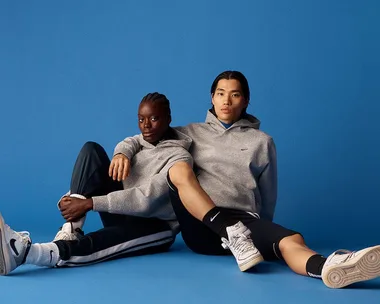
[
  {"xmin": 0, "ymin": 92, "xmax": 192, "ymax": 274},
  {"xmin": 116, "ymin": 71, "xmax": 380, "ymax": 289}
]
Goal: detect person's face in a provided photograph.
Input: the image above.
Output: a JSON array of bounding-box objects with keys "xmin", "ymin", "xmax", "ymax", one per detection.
[
  {"xmin": 211, "ymin": 79, "xmax": 248, "ymax": 124},
  {"xmin": 138, "ymin": 101, "xmax": 171, "ymax": 144}
]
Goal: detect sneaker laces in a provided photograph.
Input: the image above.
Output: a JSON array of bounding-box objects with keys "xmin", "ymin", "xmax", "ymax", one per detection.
[
  {"xmin": 5, "ymin": 224, "xmax": 30, "ymax": 243},
  {"xmin": 222, "ymin": 229, "xmax": 253, "ymax": 253},
  {"xmin": 18, "ymin": 231, "xmax": 31, "ymax": 242},
  {"xmin": 54, "ymin": 227, "xmax": 83, "ymax": 241},
  {"xmin": 54, "ymin": 230, "xmax": 74, "ymax": 241},
  {"xmin": 4, "ymin": 224, "xmax": 31, "ymax": 265}
]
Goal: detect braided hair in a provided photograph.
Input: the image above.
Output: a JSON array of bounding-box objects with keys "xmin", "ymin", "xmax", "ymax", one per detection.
[{"xmin": 140, "ymin": 92, "xmax": 171, "ymax": 118}]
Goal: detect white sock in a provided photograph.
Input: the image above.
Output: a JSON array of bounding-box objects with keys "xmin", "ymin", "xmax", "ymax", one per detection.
[
  {"xmin": 68, "ymin": 193, "xmax": 87, "ymax": 230},
  {"xmin": 26, "ymin": 243, "xmax": 60, "ymax": 267}
]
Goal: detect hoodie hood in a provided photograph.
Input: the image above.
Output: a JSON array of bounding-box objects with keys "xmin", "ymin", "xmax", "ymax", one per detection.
[
  {"xmin": 205, "ymin": 110, "xmax": 261, "ymax": 131},
  {"xmin": 138, "ymin": 127, "xmax": 192, "ymax": 150}
]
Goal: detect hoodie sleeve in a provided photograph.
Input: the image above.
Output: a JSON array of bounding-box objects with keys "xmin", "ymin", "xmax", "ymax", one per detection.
[
  {"xmin": 258, "ymin": 138, "xmax": 278, "ymax": 221},
  {"xmin": 91, "ymin": 149, "xmax": 193, "ymax": 219},
  {"xmin": 113, "ymin": 135, "xmax": 141, "ymax": 159}
]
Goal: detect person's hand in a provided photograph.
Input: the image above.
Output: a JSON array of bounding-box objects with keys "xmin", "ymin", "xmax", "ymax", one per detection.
[
  {"xmin": 58, "ymin": 195, "xmax": 69, "ymax": 209},
  {"xmin": 59, "ymin": 197, "xmax": 93, "ymax": 222},
  {"xmin": 109, "ymin": 154, "xmax": 130, "ymax": 181}
]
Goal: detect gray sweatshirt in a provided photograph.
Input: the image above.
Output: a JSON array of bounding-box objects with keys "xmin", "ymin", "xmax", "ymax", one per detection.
[
  {"xmin": 117, "ymin": 111, "xmax": 277, "ymax": 221},
  {"xmin": 176, "ymin": 111, "xmax": 277, "ymax": 221},
  {"xmin": 90, "ymin": 129, "xmax": 193, "ymax": 227}
]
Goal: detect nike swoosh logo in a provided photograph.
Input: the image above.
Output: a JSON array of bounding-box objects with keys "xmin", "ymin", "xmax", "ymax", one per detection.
[
  {"xmin": 10, "ymin": 239, "xmax": 19, "ymax": 256},
  {"xmin": 49, "ymin": 250, "xmax": 54, "ymax": 264},
  {"xmin": 210, "ymin": 211, "xmax": 221, "ymax": 222}
]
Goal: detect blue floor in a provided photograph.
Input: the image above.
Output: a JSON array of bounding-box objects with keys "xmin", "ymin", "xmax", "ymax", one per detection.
[{"xmin": 1, "ymin": 234, "xmax": 379, "ymax": 304}]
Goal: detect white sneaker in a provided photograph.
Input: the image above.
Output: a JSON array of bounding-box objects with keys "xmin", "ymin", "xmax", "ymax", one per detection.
[
  {"xmin": 221, "ymin": 221, "xmax": 263, "ymax": 271},
  {"xmin": 322, "ymin": 245, "xmax": 380, "ymax": 288},
  {"xmin": 0, "ymin": 213, "xmax": 32, "ymax": 275},
  {"xmin": 53, "ymin": 223, "xmax": 84, "ymax": 242}
]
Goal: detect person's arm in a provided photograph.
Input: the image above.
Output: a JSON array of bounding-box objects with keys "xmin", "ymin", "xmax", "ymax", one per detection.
[
  {"xmin": 113, "ymin": 134, "xmax": 142, "ymax": 159},
  {"xmin": 108, "ymin": 135, "xmax": 143, "ymax": 181},
  {"xmin": 258, "ymin": 138, "xmax": 278, "ymax": 221},
  {"xmin": 92, "ymin": 150, "xmax": 193, "ymax": 219},
  {"xmin": 59, "ymin": 136, "xmax": 144, "ymax": 221}
]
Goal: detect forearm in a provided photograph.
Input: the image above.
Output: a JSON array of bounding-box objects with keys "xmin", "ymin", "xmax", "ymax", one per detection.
[
  {"xmin": 113, "ymin": 135, "xmax": 141, "ymax": 159},
  {"xmin": 84, "ymin": 198, "xmax": 94, "ymax": 212},
  {"xmin": 91, "ymin": 176, "xmax": 171, "ymax": 218}
]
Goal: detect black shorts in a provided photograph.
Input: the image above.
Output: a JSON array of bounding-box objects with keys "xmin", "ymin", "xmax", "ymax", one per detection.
[
  {"xmin": 168, "ymin": 174, "xmax": 300, "ymax": 261},
  {"xmin": 232, "ymin": 210, "xmax": 301, "ymax": 261}
]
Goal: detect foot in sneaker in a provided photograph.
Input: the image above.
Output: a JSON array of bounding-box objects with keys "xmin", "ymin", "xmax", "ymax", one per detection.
[
  {"xmin": 0, "ymin": 213, "xmax": 32, "ymax": 275},
  {"xmin": 322, "ymin": 245, "xmax": 380, "ymax": 288},
  {"xmin": 221, "ymin": 221, "xmax": 263, "ymax": 272},
  {"xmin": 53, "ymin": 222, "xmax": 84, "ymax": 241}
]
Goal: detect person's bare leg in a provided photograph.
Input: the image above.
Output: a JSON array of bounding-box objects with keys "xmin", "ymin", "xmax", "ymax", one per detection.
[
  {"xmin": 169, "ymin": 161, "xmax": 215, "ymax": 220},
  {"xmin": 279, "ymin": 233, "xmax": 380, "ymax": 288},
  {"xmin": 169, "ymin": 161, "xmax": 264, "ymax": 271},
  {"xmin": 279, "ymin": 234, "xmax": 317, "ymax": 275}
]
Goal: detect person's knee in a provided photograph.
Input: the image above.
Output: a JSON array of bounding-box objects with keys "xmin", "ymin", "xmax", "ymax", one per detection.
[
  {"xmin": 168, "ymin": 162, "xmax": 194, "ymax": 187},
  {"xmin": 82, "ymin": 141, "xmax": 101, "ymax": 152},
  {"xmin": 279, "ymin": 233, "xmax": 305, "ymax": 252},
  {"xmin": 80, "ymin": 141, "xmax": 107, "ymax": 156}
]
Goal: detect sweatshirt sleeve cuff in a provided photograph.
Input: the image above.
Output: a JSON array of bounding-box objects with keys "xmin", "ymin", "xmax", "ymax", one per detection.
[
  {"xmin": 113, "ymin": 147, "xmax": 133, "ymax": 160},
  {"xmin": 92, "ymin": 195, "xmax": 110, "ymax": 212}
]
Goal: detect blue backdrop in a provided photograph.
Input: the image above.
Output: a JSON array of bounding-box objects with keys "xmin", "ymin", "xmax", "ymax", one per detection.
[{"xmin": 0, "ymin": 0, "xmax": 379, "ymax": 249}]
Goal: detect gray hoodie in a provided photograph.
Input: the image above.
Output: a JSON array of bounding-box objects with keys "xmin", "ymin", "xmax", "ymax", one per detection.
[
  {"xmin": 176, "ymin": 111, "xmax": 277, "ymax": 221},
  {"xmin": 115, "ymin": 111, "xmax": 277, "ymax": 221},
  {"xmin": 91, "ymin": 129, "xmax": 193, "ymax": 228}
]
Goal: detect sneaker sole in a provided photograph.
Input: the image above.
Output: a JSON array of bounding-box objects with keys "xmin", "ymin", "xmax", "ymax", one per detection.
[
  {"xmin": 0, "ymin": 213, "xmax": 13, "ymax": 275},
  {"xmin": 322, "ymin": 245, "xmax": 380, "ymax": 288},
  {"xmin": 239, "ymin": 254, "xmax": 264, "ymax": 272}
]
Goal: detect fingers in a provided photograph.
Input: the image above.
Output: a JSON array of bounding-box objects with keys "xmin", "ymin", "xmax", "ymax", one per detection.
[
  {"xmin": 60, "ymin": 205, "xmax": 70, "ymax": 220},
  {"xmin": 109, "ymin": 159, "xmax": 115, "ymax": 178},
  {"xmin": 110, "ymin": 157, "xmax": 121, "ymax": 180},
  {"xmin": 110, "ymin": 156, "xmax": 121, "ymax": 180},
  {"xmin": 61, "ymin": 210, "xmax": 71, "ymax": 221},
  {"xmin": 59, "ymin": 197, "xmax": 71, "ymax": 209},
  {"xmin": 122, "ymin": 159, "xmax": 129, "ymax": 180},
  {"xmin": 60, "ymin": 197, "xmax": 88, "ymax": 221},
  {"xmin": 110, "ymin": 154, "xmax": 129, "ymax": 181},
  {"xmin": 61, "ymin": 196, "xmax": 71, "ymax": 202},
  {"xmin": 60, "ymin": 206, "xmax": 79, "ymax": 222},
  {"xmin": 62, "ymin": 213, "xmax": 74, "ymax": 222}
]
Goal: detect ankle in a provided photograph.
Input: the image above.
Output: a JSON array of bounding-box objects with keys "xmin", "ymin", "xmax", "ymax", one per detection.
[
  {"xmin": 306, "ymin": 254, "xmax": 327, "ymax": 278},
  {"xmin": 26, "ymin": 243, "xmax": 60, "ymax": 267}
]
